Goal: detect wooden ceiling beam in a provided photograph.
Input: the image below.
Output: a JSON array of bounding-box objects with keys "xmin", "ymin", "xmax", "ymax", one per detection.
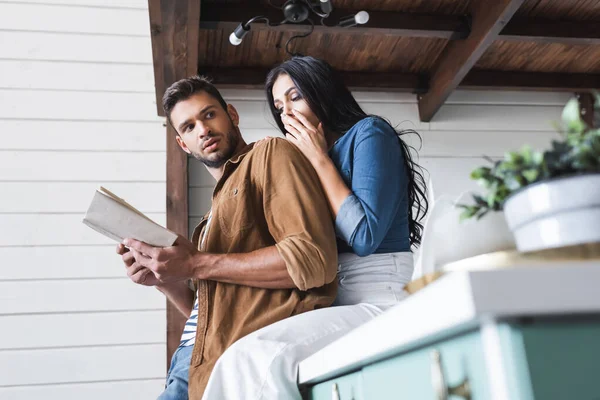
[
  {"xmin": 199, "ymin": 67, "xmax": 427, "ymax": 92},
  {"xmin": 417, "ymin": 0, "xmax": 525, "ymax": 122},
  {"xmin": 200, "ymin": 4, "xmax": 600, "ymax": 45},
  {"xmin": 200, "ymin": 67, "xmax": 600, "ymax": 93}
]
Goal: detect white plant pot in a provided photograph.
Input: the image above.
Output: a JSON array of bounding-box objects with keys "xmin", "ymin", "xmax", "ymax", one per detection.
[
  {"xmin": 503, "ymin": 173, "xmax": 600, "ymax": 252},
  {"xmin": 417, "ymin": 194, "xmax": 516, "ymax": 276}
]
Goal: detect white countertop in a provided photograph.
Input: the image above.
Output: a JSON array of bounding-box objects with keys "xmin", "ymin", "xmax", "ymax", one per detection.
[{"xmin": 298, "ymin": 263, "xmax": 600, "ymax": 385}]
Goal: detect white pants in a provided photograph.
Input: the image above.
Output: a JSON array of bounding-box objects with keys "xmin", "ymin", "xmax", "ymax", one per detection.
[{"xmin": 201, "ymin": 252, "xmax": 414, "ymax": 400}]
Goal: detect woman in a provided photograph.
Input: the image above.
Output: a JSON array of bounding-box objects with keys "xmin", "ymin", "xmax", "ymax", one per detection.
[
  {"xmin": 266, "ymin": 56, "xmax": 428, "ymax": 308},
  {"xmin": 201, "ymin": 57, "xmax": 428, "ymax": 400}
]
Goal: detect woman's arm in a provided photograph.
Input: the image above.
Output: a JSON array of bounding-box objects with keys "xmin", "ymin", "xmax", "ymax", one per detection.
[
  {"xmin": 335, "ymin": 119, "xmax": 407, "ymax": 256},
  {"xmin": 284, "ymin": 114, "xmax": 408, "ymax": 256},
  {"xmin": 282, "ymin": 110, "xmax": 351, "ymax": 215}
]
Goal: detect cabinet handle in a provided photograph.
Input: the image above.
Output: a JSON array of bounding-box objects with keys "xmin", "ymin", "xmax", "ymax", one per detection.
[
  {"xmin": 430, "ymin": 350, "xmax": 471, "ymax": 400},
  {"xmin": 331, "ymin": 382, "xmax": 340, "ymax": 400}
]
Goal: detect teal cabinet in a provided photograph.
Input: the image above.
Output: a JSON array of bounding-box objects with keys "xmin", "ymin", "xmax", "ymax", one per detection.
[
  {"xmin": 304, "ymin": 320, "xmax": 600, "ymax": 400},
  {"xmin": 309, "ymin": 371, "xmax": 364, "ymax": 400},
  {"xmin": 361, "ymin": 331, "xmax": 487, "ymax": 400}
]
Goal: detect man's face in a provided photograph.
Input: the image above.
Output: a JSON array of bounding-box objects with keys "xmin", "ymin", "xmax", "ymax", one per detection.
[{"xmin": 171, "ymin": 91, "xmax": 241, "ymax": 168}]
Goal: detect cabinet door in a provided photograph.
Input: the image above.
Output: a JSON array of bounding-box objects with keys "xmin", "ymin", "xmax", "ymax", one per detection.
[
  {"xmin": 309, "ymin": 371, "xmax": 364, "ymax": 400},
  {"xmin": 362, "ymin": 331, "xmax": 488, "ymax": 399}
]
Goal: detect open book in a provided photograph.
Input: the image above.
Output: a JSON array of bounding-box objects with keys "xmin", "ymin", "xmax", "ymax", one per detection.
[{"xmin": 82, "ymin": 186, "xmax": 178, "ymax": 247}]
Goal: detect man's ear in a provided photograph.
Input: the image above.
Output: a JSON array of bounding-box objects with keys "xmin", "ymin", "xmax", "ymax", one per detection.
[
  {"xmin": 227, "ymin": 104, "xmax": 240, "ymax": 127},
  {"xmin": 175, "ymin": 135, "xmax": 191, "ymax": 154}
]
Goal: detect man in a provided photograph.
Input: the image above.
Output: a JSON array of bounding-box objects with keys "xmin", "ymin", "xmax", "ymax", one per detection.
[{"xmin": 117, "ymin": 76, "xmax": 338, "ymax": 399}]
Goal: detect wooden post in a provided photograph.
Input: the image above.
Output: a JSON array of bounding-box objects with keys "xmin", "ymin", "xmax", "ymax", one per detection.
[
  {"xmin": 148, "ymin": 0, "xmax": 200, "ymax": 371},
  {"xmin": 577, "ymin": 92, "xmax": 596, "ymax": 129}
]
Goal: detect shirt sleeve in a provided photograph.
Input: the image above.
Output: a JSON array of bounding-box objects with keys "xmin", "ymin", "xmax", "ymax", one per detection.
[
  {"xmin": 335, "ymin": 119, "xmax": 408, "ymax": 256},
  {"xmin": 259, "ymin": 138, "xmax": 338, "ymax": 291}
]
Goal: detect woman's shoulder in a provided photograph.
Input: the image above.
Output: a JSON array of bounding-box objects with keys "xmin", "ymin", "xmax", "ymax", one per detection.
[{"xmin": 349, "ymin": 116, "xmax": 397, "ymax": 141}]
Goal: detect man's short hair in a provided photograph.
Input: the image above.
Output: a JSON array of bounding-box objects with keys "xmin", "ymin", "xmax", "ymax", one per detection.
[{"xmin": 162, "ymin": 76, "xmax": 229, "ymax": 130}]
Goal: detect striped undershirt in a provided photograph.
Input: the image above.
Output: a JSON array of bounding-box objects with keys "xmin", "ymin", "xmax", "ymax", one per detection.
[{"xmin": 179, "ymin": 211, "xmax": 212, "ymax": 348}]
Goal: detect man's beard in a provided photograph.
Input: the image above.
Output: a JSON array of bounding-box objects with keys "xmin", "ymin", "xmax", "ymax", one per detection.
[{"xmin": 190, "ymin": 128, "xmax": 240, "ymax": 168}]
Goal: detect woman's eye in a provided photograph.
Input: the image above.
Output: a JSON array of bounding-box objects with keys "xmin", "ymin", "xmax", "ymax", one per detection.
[
  {"xmin": 206, "ymin": 112, "xmax": 214, "ymax": 118},
  {"xmin": 291, "ymin": 95, "xmax": 302, "ymax": 102},
  {"xmin": 186, "ymin": 124, "xmax": 194, "ymax": 132}
]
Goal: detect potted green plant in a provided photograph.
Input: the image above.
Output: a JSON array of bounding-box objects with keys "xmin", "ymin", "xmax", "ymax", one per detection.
[{"xmin": 458, "ymin": 94, "xmax": 600, "ymax": 252}]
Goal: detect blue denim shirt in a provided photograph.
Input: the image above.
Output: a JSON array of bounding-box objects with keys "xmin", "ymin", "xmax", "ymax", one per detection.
[{"xmin": 330, "ymin": 117, "xmax": 410, "ymax": 256}]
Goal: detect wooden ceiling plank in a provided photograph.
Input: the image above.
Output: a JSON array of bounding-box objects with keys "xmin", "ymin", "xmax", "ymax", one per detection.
[
  {"xmin": 200, "ymin": 3, "xmax": 599, "ymax": 45},
  {"xmin": 200, "ymin": 4, "xmax": 468, "ymax": 39},
  {"xmin": 417, "ymin": 0, "xmax": 526, "ymax": 122},
  {"xmin": 502, "ymin": 19, "xmax": 600, "ymax": 45},
  {"xmin": 463, "ymin": 70, "xmax": 600, "ymax": 92}
]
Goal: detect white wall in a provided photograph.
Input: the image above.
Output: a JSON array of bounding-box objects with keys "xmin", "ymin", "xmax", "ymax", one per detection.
[
  {"xmin": 189, "ymin": 89, "xmax": 570, "ymax": 232},
  {"xmin": 0, "ymin": 1, "xmax": 167, "ymax": 399}
]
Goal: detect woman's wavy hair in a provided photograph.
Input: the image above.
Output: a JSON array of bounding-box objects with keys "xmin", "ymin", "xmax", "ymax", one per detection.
[{"xmin": 265, "ymin": 56, "xmax": 429, "ymax": 248}]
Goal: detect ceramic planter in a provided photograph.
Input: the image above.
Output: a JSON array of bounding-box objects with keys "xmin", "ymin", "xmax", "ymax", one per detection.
[{"xmin": 503, "ymin": 173, "xmax": 600, "ymax": 252}]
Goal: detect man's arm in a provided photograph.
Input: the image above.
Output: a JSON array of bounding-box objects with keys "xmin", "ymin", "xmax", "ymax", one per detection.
[
  {"xmin": 117, "ymin": 243, "xmax": 194, "ymax": 318},
  {"xmin": 156, "ymin": 281, "xmax": 195, "ymax": 317},
  {"xmin": 123, "ymin": 238, "xmax": 295, "ymax": 289},
  {"xmin": 123, "ymin": 139, "xmax": 337, "ymax": 291}
]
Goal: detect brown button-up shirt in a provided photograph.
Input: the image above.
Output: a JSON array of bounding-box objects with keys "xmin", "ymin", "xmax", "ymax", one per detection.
[{"xmin": 188, "ymin": 138, "xmax": 338, "ymax": 398}]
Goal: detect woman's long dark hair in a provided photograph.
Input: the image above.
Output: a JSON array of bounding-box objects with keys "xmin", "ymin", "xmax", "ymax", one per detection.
[{"xmin": 265, "ymin": 56, "xmax": 429, "ymax": 248}]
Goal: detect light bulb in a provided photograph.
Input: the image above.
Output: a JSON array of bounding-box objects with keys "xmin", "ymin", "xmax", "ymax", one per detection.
[
  {"xmin": 229, "ymin": 32, "xmax": 243, "ymax": 46},
  {"xmin": 320, "ymin": 0, "xmax": 332, "ymax": 14},
  {"xmin": 338, "ymin": 11, "xmax": 370, "ymax": 28},
  {"xmin": 229, "ymin": 23, "xmax": 249, "ymax": 46},
  {"xmin": 355, "ymin": 11, "xmax": 369, "ymax": 24}
]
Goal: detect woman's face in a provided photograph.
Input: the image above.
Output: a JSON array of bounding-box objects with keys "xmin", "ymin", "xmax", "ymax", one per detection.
[{"xmin": 271, "ymin": 74, "xmax": 320, "ymax": 129}]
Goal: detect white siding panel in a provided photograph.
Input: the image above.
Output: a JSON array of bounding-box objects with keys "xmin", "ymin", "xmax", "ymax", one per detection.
[
  {"xmin": 0, "ymin": 344, "xmax": 164, "ymax": 386},
  {"xmin": 0, "ymin": 246, "xmax": 132, "ymax": 280},
  {"xmin": 361, "ymin": 102, "xmax": 426, "ymax": 130},
  {"xmin": 0, "ymin": 3, "xmax": 149, "ymax": 36},
  {"xmin": 1, "ymin": 182, "xmax": 165, "ymax": 213},
  {"xmin": 0, "ymin": 213, "xmax": 166, "ymax": 246},
  {"xmin": 0, "ymin": 0, "xmax": 147, "ymax": 8},
  {"xmin": 430, "ymin": 104, "xmax": 563, "ymax": 131},
  {"xmin": 0, "ymin": 379, "xmax": 165, "ymax": 400},
  {"xmin": 188, "ymin": 158, "xmax": 215, "ymax": 187},
  {"xmin": 446, "ymin": 91, "xmax": 572, "ymax": 106},
  {"xmin": 189, "ymin": 217, "xmax": 203, "ymax": 239},
  {"xmin": 0, "ymin": 120, "xmax": 164, "ymax": 151},
  {"xmin": 0, "ymin": 60, "xmax": 155, "ymax": 92},
  {"xmin": 0, "ymin": 311, "xmax": 165, "ymax": 349},
  {"xmin": 0, "ymin": 152, "xmax": 165, "ymax": 182},
  {"xmin": 0, "ymin": 279, "xmax": 165, "ymax": 314},
  {"xmin": 420, "ymin": 157, "xmax": 498, "ymax": 198},
  {"xmin": 233, "ymin": 101, "xmax": 279, "ymax": 129},
  {"xmin": 0, "ymin": 1, "xmax": 164, "ymax": 394},
  {"xmin": 0, "ymin": 90, "xmax": 161, "ymax": 121},
  {"xmin": 189, "ymin": 187, "xmax": 213, "ymax": 217},
  {"xmin": 0, "ymin": 31, "xmax": 152, "ymax": 63},
  {"xmin": 241, "ymin": 128, "xmax": 281, "ymax": 144},
  {"xmin": 420, "ymin": 130, "xmax": 560, "ymax": 157}
]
